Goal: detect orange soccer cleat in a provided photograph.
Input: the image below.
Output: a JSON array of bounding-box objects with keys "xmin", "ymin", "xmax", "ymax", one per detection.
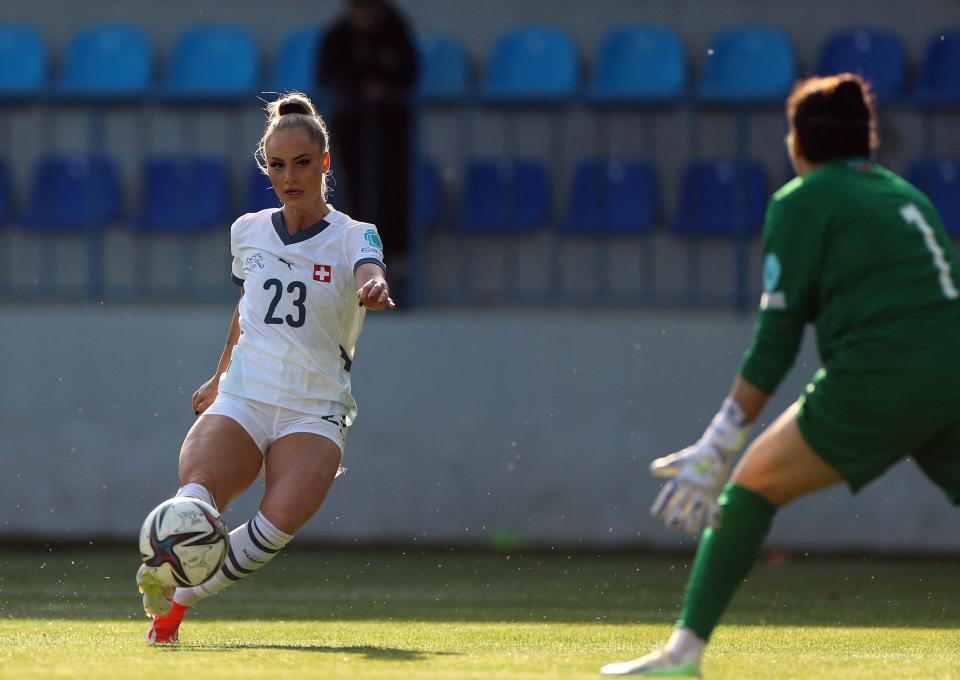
[{"xmin": 145, "ymin": 602, "xmax": 189, "ymax": 645}]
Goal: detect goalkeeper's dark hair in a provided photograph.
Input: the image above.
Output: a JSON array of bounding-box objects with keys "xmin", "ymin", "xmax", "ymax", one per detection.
[
  {"xmin": 787, "ymin": 74, "xmax": 878, "ymax": 163},
  {"xmin": 255, "ymin": 92, "xmax": 331, "ymax": 197}
]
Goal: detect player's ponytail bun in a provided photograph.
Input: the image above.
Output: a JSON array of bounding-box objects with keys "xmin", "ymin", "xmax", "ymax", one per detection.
[
  {"xmin": 274, "ymin": 93, "xmax": 316, "ymax": 118},
  {"xmin": 256, "ymin": 92, "xmax": 331, "ymax": 198},
  {"xmin": 788, "ymin": 73, "xmax": 877, "ymax": 163},
  {"xmin": 833, "ymin": 79, "xmax": 868, "ymax": 113}
]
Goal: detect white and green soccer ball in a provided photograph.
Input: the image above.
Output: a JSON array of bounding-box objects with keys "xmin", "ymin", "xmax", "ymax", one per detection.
[{"xmin": 139, "ymin": 498, "xmax": 229, "ymax": 588}]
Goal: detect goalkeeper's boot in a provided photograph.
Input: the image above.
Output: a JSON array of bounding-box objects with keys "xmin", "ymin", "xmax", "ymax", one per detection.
[
  {"xmin": 137, "ymin": 563, "xmax": 174, "ymax": 618},
  {"xmin": 600, "ymin": 648, "xmax": 701, "ymax": 676},
  {"xmin": 146, "ymin": 602, "xmax": 189, "ymax": 645}
]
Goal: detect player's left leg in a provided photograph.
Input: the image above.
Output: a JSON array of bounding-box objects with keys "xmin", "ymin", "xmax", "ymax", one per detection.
[
  {"xmin": 141, "ymin": 412, "xmax": 264, "ymax": 638},
  {"xmin": 602, "ymin": 403, "xmax": 843, "ymax": 676},
  {"xmin": 170, "ymin": 432, "xmax": 342, "ymax": 610}
]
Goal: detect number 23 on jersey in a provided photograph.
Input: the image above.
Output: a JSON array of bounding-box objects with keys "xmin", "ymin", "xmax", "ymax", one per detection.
[{"xmin": 263, "ymin": 279, "xmax": 307, "ymax": 327}]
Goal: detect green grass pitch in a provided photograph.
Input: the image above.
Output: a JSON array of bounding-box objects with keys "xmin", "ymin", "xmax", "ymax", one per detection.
[{"xmin": 0, "ymin": 546, "xmax": 958, "ymax": 679}]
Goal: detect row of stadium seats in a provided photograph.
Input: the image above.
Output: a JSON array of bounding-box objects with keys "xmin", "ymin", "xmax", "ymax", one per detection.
[
  {"xmin": 1, "ymin": 23, "xmax": 959, "ymax": 103},
  {"xmin": 413, "ymin": 158, "xmax": 960, "ymax": 234},
  {"xmin": 2, "ymin": 155, "xmax": 957, "ymax": 236}
]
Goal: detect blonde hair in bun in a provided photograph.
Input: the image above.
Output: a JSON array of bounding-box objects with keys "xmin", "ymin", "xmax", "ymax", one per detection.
[{"xmin": 255, "ymin": 92, "xmax": 331, "ymax": 197}]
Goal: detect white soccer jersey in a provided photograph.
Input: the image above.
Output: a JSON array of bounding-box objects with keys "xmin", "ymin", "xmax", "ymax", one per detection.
[{"xmin": 217, "ymin": 207, "xmax": 385, "ymax": 424}]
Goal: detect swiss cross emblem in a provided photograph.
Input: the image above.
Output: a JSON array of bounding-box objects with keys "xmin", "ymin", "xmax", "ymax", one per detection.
[{"xmin": 313, "ymin": 264, "xmax": 332, "ymax": 283}]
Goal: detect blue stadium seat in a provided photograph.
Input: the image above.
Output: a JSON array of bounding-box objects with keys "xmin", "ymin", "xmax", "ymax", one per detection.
[
  {"xmin": 481, "ymin": 27, "xmax": 579, "ymax": 101},
  {"xmin": 415, "ymin": 159, "xmax": 443, "ymax": 229},
  {"xmin": 697, "ymin": 27, "xmax": 795, "ymax": 102},
  {"xmin": 562, "ymin": 159, "xmax": 659, "ymax": 234},
  {"xmin": 163, "ymin": 25, "xmax": 259, "ymax": 98},
  {"xmin": 588, "ymin": 25, "xmax": 687, "ymax": 102},
  {"xmin": 245, "ymin": 164, "xmax": 280, "ymax": 214},
  {"xmin": 915, "ymin": 30, "xmax": 960, "ymax": 104},
  {"xmin": 272, "ymin": 27, "xmax": 323, "ymax": 94},
  {"xmin": 457, "ymin": 159, "xmax": 549, "ymax": 232},
  {"xmin": 0, "ymin": 25, "xmax": 46, "ymax": 97},
  {"xmin": 22, "ymin": 155, "xmax": 120, "ymax": 231},
  {"xmin": 417, "ymin": 31, "xmax": 469, "ymax": 101},
  {"xmin": 906, "ymin": 158, "xmax": 960, "ymax": 235},
  {"xmin": 673, "ymin": 159, "xmax": 768, "ymax": 235},
  {"xmin": 56, "ymin": 24, "xmax": 152, "ymax": 97},
  {"xmin": 137, "ymin": 157, "xmax": 230, "ymax": 232},
  {"xmin": 816, "ymin": 28, "xmax": 907, "ymax": 100},
  {"xmin": 0, "ymin": 160, "xmax": 12, "ymax": 223}
]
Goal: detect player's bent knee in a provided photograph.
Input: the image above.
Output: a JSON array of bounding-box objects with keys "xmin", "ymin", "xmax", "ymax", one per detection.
[
  {"xmin": 259, "ymin": 472, "xmax": 339, "ymax": 534},
  {"xmin": 257, "ymin": 505, "xmax": 304, "ymax": 536},
  {"xmin": 729, "ymin": 473, "xmax": 784, "ymax": 508},
  {"xmin": 178, "ymin": 470, "xmax": 227, "ymax": 509},
  {"xmin": 731, "ymin": 460, "xmax": 828, "ymax": 509},
  {"xmin": 729, "ymin": 449, "xmax": 792, "ymax": 508}
]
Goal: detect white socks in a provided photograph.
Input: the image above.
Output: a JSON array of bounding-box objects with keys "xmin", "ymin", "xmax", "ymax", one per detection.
[
  {"xmin": 173, "ymin": 510, "xmax": 294, "ymax": 607},
  {"xmin": 176, "ymin": 483, "xmax": 217, "ymax": 510},
  {"xmin": 664, "ymin": 627, "xmax": 706, "ymax": 661}
]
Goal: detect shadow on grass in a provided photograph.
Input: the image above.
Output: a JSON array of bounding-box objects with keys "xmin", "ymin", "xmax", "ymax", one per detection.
[
  {"xmin": 3, "ymin": 546, "xmax": 959, "ymax": 628},
  {"xmin": 161, "ymin": 643, "xmax": 457, "ymax": 661}
]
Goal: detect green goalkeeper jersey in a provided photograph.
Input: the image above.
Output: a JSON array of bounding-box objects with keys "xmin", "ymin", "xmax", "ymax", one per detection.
[{"xmin": 740, "ymin": 158, "xmax": 960, "ymax": 393}]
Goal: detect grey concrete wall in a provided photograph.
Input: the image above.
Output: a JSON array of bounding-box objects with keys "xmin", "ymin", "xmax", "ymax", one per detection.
[{"xmin": 2, "ymin": 305, "xmax": 957, "ymax": 552}]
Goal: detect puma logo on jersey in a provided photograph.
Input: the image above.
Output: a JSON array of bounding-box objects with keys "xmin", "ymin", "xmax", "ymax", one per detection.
[
  {"xmin": 313, "ymin": 264, "xmax": 332, "ymax": 283},
  {"xmin": 278, "ymin": 256, "xmax": 294, "ymax": 270}
]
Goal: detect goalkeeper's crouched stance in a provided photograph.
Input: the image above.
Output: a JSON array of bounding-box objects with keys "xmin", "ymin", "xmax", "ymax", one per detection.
[
  {"xmin": 602, "ymin": 73, "xmax": 960, "ymax": 676},
  {"xmin": 602, "ymin": 382, "xmax": 847, "ymax": 676}
]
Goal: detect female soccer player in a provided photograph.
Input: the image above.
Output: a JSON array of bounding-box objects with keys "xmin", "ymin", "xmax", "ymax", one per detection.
[
  {"xmin": 602, "ymin": 74, "xmax": 960, "ymax": 675},
  {"xmin": 137, "ymin": 92, "xmax": 395, "ymax": 644}
]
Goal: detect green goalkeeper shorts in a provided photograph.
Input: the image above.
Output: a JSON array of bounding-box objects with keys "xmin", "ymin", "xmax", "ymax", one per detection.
[{"xmin": 796, "ymin": 366, "xmax": 960, "ymax": 503}]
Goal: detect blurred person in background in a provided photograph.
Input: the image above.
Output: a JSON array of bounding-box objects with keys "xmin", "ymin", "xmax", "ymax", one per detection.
[
  {"xmin": 137, "ymin": 92, "xmax": 395, "ymax": 644},
  {"xmin": 602, "ymin": 74, "xmax": 960, "ymax": 676},
  {"xmin": 318, "ymin": 0, "xmax": 419, "ymax": 304}
]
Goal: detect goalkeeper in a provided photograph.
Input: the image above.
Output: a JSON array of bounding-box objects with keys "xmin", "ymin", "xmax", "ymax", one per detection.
[{"xmin": 602, "ymin": 73, "xmax": 960, "ymax": 676}]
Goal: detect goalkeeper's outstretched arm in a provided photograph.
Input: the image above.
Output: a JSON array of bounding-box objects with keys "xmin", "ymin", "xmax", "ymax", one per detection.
[{"xmin": 648, "ymin": 375, "xmax": 771, "ymax": 536}]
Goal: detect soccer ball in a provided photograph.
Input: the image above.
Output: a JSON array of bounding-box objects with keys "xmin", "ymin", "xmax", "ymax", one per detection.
[{"xmin": 139, "ymin": 497, "xmax": 229, "ymax": 588}]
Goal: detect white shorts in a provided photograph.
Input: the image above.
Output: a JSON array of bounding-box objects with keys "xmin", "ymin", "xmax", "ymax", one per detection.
[{"xmin": 203, "ymin": 392, "xmax": 347, "ymax": 456}]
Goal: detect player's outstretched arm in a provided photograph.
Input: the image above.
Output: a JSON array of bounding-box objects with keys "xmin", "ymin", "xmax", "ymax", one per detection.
[
  {"xmin": 649, "ymin": 376, "xmax": 769, "ymax": 536},
  {"xmin": 355, "ymin": 262, "xmax": 396, "ymax": 312},
  {"xmin": 192, "ymin": 295, "xmax": 243, "ymax": 415}
]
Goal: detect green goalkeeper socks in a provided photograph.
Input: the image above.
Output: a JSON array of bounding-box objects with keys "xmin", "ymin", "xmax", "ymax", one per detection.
[{"xmin": 676, "ymin": 482, "xmax": 776, "ymax": 641}]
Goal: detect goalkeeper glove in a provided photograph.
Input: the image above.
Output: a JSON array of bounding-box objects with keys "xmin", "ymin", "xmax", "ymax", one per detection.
[{"xmin": 649, "ymin": 398, "xmax": 752, "ymax": 536}]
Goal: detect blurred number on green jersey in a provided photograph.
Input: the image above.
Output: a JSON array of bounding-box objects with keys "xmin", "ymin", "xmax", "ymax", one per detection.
[{"xmin": 900, "ymin": 203, "xmax": 959, "ymax": 300}]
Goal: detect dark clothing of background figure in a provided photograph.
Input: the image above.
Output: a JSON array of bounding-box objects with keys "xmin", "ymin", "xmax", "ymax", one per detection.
[{"xmin": 318, "ymin": 3, "xmax": 419, "ymax": 296}]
